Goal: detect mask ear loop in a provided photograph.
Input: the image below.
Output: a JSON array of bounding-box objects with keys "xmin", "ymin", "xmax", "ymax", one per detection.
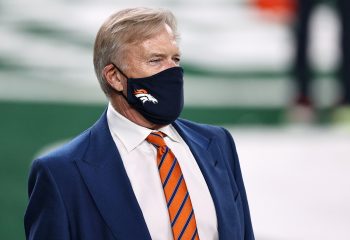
[
  {"xmin": 111, "ymin": 63, "xmax": 129, "ymax": 79},
  {"xmin": 110, "ymin": 63, "xmax": 130, "ymax": 100}
]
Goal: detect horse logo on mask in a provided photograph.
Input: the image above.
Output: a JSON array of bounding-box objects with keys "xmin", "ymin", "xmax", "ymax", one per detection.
[{"xmin": 133, "ymin": 89, "xmax": 158, "ymax": 104}]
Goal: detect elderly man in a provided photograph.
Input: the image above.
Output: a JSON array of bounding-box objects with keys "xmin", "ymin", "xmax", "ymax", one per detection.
[{"xmin": 24, "ymin": 8, "xmax": 254, "ymax": 240}]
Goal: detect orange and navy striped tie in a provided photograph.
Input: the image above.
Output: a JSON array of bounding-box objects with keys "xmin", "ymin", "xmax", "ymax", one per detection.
[{"xmin": 146, "ymin": 132, "xmax": 200, "ymax": 240}]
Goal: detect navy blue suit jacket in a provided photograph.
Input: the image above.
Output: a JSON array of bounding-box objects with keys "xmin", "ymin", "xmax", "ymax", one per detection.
[{"xmin": 24, "ymin": 112, "xmax": 254, "ymax": 240}]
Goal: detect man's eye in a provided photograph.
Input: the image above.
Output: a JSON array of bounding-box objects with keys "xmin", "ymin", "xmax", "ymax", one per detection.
[
  {"xmin": 149, "ymin": 58, "xmax": 161, "ymax": 63},
  {"xmin": 174, "ymin": 57, "xmax": 180, "ymax": 63}
]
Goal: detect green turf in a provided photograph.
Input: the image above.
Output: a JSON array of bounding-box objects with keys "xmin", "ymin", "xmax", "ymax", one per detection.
[{"xmin": 0, "ymin": 101, "xmax": 104, "ymax": 239}]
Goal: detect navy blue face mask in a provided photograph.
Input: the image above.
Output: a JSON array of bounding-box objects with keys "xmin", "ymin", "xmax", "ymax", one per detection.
[{"xmin": 112, "ymin": 64, "xmax": 184, "ymax": 125}]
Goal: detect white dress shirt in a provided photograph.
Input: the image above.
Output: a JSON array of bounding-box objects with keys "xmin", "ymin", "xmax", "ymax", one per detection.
[{"xmin": 106, "ymin": 103, "xmax": 218, "ymax": 240}]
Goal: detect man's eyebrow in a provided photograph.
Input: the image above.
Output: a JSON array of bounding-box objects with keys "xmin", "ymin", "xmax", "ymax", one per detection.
[
  {"xmin": 147, "ymin": 52, "xmax": 181, "ymax": 58},
  {"xmin": 148, "ymin": 53, "xmax": 166, "ymax": 58}
]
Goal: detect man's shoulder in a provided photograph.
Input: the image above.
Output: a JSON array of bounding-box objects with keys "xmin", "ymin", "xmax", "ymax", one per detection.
[
  {"xmin": 35, "ymin": 111, "xmax": 108, "ymax": 169},
  {"xmin": 34, "ymin": 127, "xmax": 91, "ymax": 169}
]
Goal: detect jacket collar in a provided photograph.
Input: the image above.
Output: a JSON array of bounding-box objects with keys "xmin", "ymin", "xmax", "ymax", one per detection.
[{"xmin": 75, "ymin": 111, "xmax": 152, "ymax": 239}]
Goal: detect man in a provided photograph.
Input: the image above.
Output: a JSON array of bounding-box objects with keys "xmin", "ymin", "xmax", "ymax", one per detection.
[{"xmin": 24, "ymin": 8, "xmax": 254, "ymax": 240}]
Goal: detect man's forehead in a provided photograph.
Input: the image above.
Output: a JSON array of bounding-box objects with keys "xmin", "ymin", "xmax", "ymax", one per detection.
[
  {"xmin": 124, "ymin": 32, "xmax": 179, "ymax": 56},
  {"xmin": 141, "ymin": 36, "xmax": 178, "ymax": 51}
]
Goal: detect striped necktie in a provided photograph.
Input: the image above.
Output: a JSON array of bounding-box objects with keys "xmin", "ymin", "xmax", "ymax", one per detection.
[{"xmin": 146, "ymin": 131, "xmax": 200, "ymax": 240}]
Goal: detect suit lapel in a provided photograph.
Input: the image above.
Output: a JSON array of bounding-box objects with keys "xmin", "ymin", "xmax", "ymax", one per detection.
[
  {"xmin": 75, "ymin": 112, "xmax": 151, "ymax": 240},
  {"xmin": 173, "ymin": 120, "xmax": 240, "ymax": 239}
]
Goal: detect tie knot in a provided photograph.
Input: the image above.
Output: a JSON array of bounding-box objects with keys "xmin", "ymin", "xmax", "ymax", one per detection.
[{"xmin": 146, "ymin": 131, "xmax": 166, "ymax": 148}]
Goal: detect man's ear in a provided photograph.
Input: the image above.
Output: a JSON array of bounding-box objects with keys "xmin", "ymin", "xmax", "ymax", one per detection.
[{"xmin": 103, "ymin": 64, "xmax": 124, "ymax": 92}]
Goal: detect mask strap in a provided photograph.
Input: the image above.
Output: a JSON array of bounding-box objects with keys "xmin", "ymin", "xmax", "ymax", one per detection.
[
  {"xmin": 111, "ymin": 63, "xmax": 129, "ymax": 79},
  {"xmin": 110, "ymin": 63, "xmax": 129, "ymax": 99}
]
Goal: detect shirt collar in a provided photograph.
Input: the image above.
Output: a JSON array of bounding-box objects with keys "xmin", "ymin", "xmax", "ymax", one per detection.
[
  {"xmin": 158, "ymin": 125, "xmax": 181, "ymax": 144},
  {"xmin": 107, "ymin": 103, "xmax": 151, "ymax": 152},
  {"xmin": 106, "ymin": 103, "xmax": 180, "ymax": 153}
]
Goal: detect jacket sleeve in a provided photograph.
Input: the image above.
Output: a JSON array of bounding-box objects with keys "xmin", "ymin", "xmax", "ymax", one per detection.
[
  {"xmin": 24, "ymin": 159, "xmax": 70, "ymax": 240},
  {"xmin": 222, "ymin": 128, "xmax": 255, "ymax": 240}
]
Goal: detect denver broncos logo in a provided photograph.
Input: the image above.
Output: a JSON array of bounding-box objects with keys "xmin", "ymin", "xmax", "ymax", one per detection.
[{"xmin": 133, "ymin": 89, "xmax": 158, "ymax": 104}]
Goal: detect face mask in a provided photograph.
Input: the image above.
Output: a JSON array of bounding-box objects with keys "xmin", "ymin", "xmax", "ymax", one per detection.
[{"xmin": 113, "ymin": 64, "xmax": 184, "ymax": 125}]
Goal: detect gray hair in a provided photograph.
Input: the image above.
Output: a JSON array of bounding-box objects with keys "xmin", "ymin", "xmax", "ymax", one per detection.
[{"xmin": 93, "ymin": 7, "xmax": 178, "ymax": 96}]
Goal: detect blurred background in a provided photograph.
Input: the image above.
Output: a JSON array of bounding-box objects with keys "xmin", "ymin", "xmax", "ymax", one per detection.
[{"xmin": 0, "ymin": 0, "xmax": 349, "ymax": 239}]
